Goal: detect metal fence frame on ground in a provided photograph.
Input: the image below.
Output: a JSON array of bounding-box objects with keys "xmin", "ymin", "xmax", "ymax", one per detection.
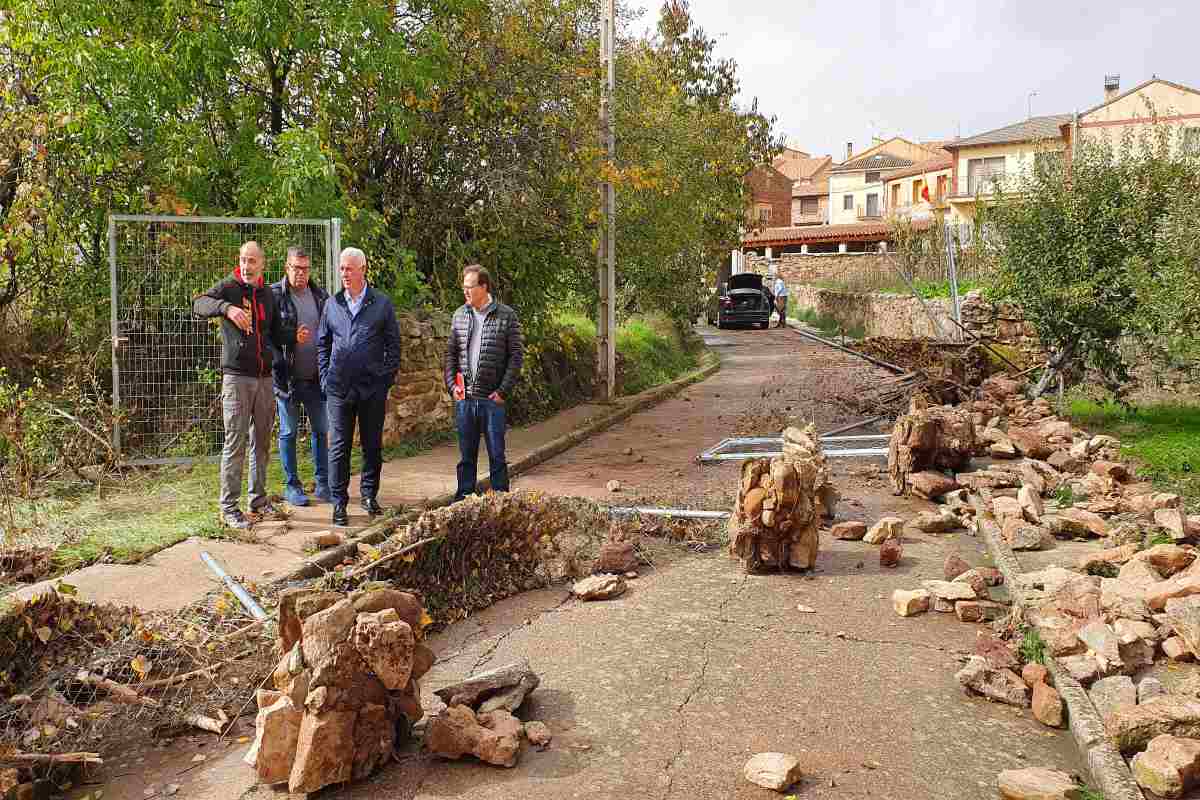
[
  {"xmin": 108, "ymin": 214, "xmax": 342, "ymax": 464},
  {"xmin": 698, "ymin": 434, "xmax": 891, "ymax": 462}
]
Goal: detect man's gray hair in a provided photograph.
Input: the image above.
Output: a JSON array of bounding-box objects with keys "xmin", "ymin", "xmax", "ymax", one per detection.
[
  {"xmin": 340, "ymin": 247, "xmax": 367, "ymax": 266},
  {"xmin": 286, "ymin": 245, "xmax": 309, "ymax": 260}
]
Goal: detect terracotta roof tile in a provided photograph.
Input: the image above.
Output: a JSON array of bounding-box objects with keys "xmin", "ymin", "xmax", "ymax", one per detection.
[
  {"xmin": 742, "ymin": 219, "xmax": 931, "ymax": 247},
  {"xmin": 830, "ymin": 152, "xmax": 914, "ymax": 173},
  {"xmin": 885, "ymin": 153, "xmax": 953, "ymax": 181}
]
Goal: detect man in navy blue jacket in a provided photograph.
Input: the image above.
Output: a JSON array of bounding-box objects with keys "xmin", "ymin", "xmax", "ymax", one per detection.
[{"xmin": 316, "ymin": 247, "xmax": 401, "ymax": 527}]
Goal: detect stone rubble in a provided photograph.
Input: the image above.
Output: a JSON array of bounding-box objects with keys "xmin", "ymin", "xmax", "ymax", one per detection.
[
  {"xmin": 426, "ymin": 660, "xmax": 542, "ymax": 767},
  {"xmin": 246, "ymin": 586, "xmax": 433, "ymax": 794},
  {"xmin": 728, "ymin": 425, "xmax": 835, "ymax": 572}
]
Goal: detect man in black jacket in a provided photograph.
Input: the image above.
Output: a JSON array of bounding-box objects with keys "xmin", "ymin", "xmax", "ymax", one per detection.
[
  {"xmin": 317, "ymin": 247, "xmax": 401, "ymax": 527},
  {"xmin": 444, "ymin": 264, "xmax": 524, "ymax": 502},
  {"xmin": 271, "ymin": 246, "xmax": 330, "ymax": 507},
  {"xmin": 194, "ymin": 241, "xmax": 307, "ymax": 529}
]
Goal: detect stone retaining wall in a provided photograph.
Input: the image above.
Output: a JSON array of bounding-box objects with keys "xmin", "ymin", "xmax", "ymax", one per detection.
[
  {"xmin": 384, "ymin": 313, "xmax": 454, "ymax": 445},
  {"xmin": 788, "ymin": 284, "xmax": 956, "ymax": 340}
]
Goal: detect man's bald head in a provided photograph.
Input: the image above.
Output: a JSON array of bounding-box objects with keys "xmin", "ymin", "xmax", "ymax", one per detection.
[{"xmin": 239, "ymin": 240, "xmax": 265, "ymax": 283}]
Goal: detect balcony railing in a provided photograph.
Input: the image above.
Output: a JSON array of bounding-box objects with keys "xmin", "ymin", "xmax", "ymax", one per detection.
[
  {"xmin": 950, "ymin": 172, "xmax": 1007, "ymax": 198},
  {"xmin": 791, "ymin": 212, "xmax": 827, "ymax": 226},
  {"xmin": 855, "ymin": 205, "xmax": 882, "ymax": 220}
]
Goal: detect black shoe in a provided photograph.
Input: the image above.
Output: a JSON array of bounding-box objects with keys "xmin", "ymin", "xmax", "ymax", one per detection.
[
  {"xmin": 361, "ymin": 497, "xmax": 384, "ymax": 516},
  {"xmin": 332, "ymin": 505, "xmax": 349, "ymax": 527}
]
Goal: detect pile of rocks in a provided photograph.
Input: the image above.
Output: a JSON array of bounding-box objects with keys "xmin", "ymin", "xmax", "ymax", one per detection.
[
  {"xmin": 244, "ymin": 586, "xmax": 434, "ymax": 794},
  {"xmin": 426, "ymin": 660, "xmax": 549, "ymax": 767},
  {"xmin": 893, "ymin": 555, "xmax": 1008, "ymax": 622},
  {"xmin": 728, "ymin": 425, "xmax": 837, "ymax": 573},
  {"xmin": 887, "ymin": 396, "xmax": 976, "ymax": 496}
]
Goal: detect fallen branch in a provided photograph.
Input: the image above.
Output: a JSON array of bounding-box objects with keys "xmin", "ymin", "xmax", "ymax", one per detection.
[
  {"xmin": 137, "ymin": 664, "xmax": 223, "ymax": 691},
  {"xmin": 343, "ymin": 536, "xmax": 441, "ymax": 581},
  {"xmin": 74, "ymin": 670, "xmax": 160, "ymax": 708},
  {"xmin": 1, "ymin": 752, "xmax": 103, "ymax": 767}
]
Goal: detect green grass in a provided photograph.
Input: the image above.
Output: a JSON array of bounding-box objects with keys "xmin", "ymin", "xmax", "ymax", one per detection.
[
  {"xmin": 1018, "ymin": 625, "xmax": 1047, "ymax": 666},
  {"xmin": 3, "ymin": 428, "xmax": 454, "ymax": 581},
  {"xmin": 1068, "ymin": 398, "xmax": 1200, "ymax": 510},
  {"xmin": 790, "ymin": 307, "xmax": 866, "ymax": 340},
  {"xmin": 806, "ymin": 278, "xmax": 984, "ymax": 299},
  {"xmin": 613, "ymin": 313, "xmax": 699, "ymax": 396}
]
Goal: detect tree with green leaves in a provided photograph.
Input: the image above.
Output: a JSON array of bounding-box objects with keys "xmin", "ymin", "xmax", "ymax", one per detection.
[{"xmin": 987, "ymin": 124, "xmax": 1200, "ymax": 399}]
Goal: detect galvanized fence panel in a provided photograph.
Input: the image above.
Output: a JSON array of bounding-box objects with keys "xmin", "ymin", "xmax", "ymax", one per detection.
[{"xmin": 109, "ymin": 215, "xmax": 338, "ymax": 463}]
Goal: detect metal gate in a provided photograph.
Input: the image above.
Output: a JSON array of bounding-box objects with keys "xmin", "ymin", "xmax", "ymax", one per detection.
[{"xmin": 108, "ymin": 215, "xmax": 341, "ymax": 463}]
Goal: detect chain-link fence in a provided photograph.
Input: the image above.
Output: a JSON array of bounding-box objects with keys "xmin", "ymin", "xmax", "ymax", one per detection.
[{"xmin": 109, "ymin": 215, "xmax": 340, "ymax": 464}]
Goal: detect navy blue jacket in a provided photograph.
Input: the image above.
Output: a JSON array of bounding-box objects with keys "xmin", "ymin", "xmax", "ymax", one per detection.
[
  {"xmin": 271, "ymin": 276, "xmax": 329, "ymax": 398},
  {"xmin": 317, "ymin": 287, "xmax": 402, "ymax": 400}
]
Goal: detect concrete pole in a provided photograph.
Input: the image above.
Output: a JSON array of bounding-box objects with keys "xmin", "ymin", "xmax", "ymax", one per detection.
[{"xmin": 596, "ymin": 0, "xmax": 616, "ymax": 400}]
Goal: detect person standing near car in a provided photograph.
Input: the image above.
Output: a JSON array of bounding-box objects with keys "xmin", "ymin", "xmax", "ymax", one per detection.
[
  {"xmin": 194, "ymin": 241, "xmax": 307, "ymax": 529},
  {"xmin": 317, "ymin": 247, "xmax": 401, "ymax": 527},
  {"xmin": 271, "ymin": 246, "xmax": 330, "ymax": 507},
  {"xmin": 773, "ymin": 275, "xmax": 789, "ymax": 328},
  {"xmin": 445, "ymin": 265, "xmax": 524, "ymax": 502}
]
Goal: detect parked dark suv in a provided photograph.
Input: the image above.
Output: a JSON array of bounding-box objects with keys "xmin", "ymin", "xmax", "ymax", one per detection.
[{"xmin": 707, "ymin": 273, "xmax": 772, "ymax": 329}]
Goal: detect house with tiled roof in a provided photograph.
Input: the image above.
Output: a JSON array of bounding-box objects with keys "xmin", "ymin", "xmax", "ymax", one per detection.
[
  {"xmin": 743, "ymin": 164, "xmax": 793, "ymax": 228},
  {"xmin": 883, "ymin": 151, "xmax": 953, "ymax": 221},
  {"xmin": 943, "ymin": 113, "xmax": 1070, "ymax": 223},
  {"xmin": 828, "ymin": 137, "xmax": 941, "ymax": 225},
  {"xmin": 1063, "ymin": 76, "xmax": 1200, "ymax": 164}
]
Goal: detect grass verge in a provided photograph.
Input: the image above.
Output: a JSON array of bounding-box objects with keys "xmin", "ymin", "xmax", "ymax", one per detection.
[
  {"xmin": 1068, "ymin": 398, "xmax": 1200, "ymax": 510},
  {"xmin": 556, "ymin": 311, "xmax": 701, "ymax": 396},
  {"xmin": 2, "ymin": 428, "xmax": 455, "ymax": 583},
  {"xmin": 790, "ymin": 307, "xmax": 865, "ymax": 340}
]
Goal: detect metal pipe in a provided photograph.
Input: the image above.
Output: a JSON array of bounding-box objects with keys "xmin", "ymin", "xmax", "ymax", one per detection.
[
  {"xmin": 200, "ymin": 551, "xmax": 269, "ymax": 621},
  {"xmin": 607, "ymin": 507, "xmax": 731, "ymax": 520},
  {"xmin": 790, "ymin": 327, "xmax": 906, "ymax": 374},
  {"xmin": 699, "ymin": 447, "xmax": 887, "ymax": 462}
]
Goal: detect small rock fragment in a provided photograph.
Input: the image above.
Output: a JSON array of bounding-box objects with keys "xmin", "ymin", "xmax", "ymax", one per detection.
[
  {"xmin": 996, "ymin": 767, "xmax": 1081, "ymax": 800},
  {"xmin": 743, "ymin": 752, "xmax": 803, "ymax": 791},
  {"xmin": 892, "ymin": 589, "xmax": 930, "ymax": 617},
  {"xmin": 572, "ymin": 574, "xmax": 626, "ymax": 601},
  {"xmin": 831, "ymin": 521, "xmax": 867, "ymax": 540}
]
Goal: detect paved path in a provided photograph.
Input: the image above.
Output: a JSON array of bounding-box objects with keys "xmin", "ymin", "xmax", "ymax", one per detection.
[
  {"xmin": 96, "ymin": 325, "xmax": 1083, "ymax": 800},
  {"xmin": 12, "ymin": 392, "xmax": 654, "ymax": 611}
]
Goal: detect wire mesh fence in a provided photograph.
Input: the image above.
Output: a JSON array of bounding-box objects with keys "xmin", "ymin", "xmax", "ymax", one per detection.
[{"xmin": 110, "ymin": 216, "xmax": 338, "ymax": 463}]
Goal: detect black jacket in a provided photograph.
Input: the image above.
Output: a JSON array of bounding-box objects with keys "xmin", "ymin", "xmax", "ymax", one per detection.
[
  {"xmin": 317, "ymin": 286, "xmax": 402, "ymax": 400},
  {"xmin": 444, "ymin": 301, "xmax": 524, "ymax": 399},
  {"xmin": 271, "ymin": 276, "xmax": 329, "ymax": 398},
  {"xmin": 194, "ymin": 270, "xmax": 295, "ymax": 378}
]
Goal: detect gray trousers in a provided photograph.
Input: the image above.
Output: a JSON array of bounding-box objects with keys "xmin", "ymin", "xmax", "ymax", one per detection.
[{"xmin": 220, "ymin": 374, "xmax": 274, "ymax": 513}]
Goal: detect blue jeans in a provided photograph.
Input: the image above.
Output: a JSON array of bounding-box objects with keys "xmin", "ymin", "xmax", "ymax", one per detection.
[
  {"xmin": 455, "ymin": 398, "xmax": 509, "ymax": 501},
  {"xmin": 276, "ymin": 379, "xmax": 329, "ymax": 492}
]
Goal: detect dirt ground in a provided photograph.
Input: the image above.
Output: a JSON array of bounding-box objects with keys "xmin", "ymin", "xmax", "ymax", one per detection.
[{"xmin": 66, "ymin": 325, "xmax": 1084, "ymax": 800}]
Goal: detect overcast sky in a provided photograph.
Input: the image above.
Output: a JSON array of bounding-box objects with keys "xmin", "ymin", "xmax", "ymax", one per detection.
[{"xmin": 627, "ymin": 0, "xmax": 1199, "ymax": 160}]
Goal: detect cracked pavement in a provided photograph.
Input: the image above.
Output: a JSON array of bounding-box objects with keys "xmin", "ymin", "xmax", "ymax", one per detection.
[{"xmin": 243, "ymin": 327, "xmax": 1082, "ymax": 800}]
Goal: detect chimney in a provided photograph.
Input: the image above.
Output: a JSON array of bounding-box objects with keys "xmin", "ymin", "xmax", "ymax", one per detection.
[
  {"xmin": 1104, "ymin": 74, "xmax": 1120, "ymax": 102},
  {"xmin": 846, "ymin": 142, "xmax": 853, "ymax": 160}
]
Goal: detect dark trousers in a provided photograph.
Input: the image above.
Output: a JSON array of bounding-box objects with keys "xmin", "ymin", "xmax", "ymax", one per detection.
[
  {"xmin": 455, "ymin": 398, "xmax": 509, "ymax": 501},
  {"xmin": 776, "ymin": 296, "xmax": 787, "ymax": 326},
  {"xmin": 327, "ymin": 389, "xmax": 387, "ymax": 508}
]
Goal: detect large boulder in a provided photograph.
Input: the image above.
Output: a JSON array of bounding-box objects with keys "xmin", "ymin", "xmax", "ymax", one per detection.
[
  {"xmin": 1106, "ymin": 695, "xmax": 1200, "ymax": 755},
  {"xmin": 1131, "ymin": 734, "xmax": 1200, "ymax": 799}
]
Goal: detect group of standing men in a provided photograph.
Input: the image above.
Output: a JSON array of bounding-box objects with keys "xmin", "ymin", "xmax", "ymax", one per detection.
[{"xmin": 194, "ymin": 242, "xmax": 523, "ymax": 530}]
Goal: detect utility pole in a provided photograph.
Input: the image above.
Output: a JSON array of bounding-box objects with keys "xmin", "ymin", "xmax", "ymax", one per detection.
[{"xmin": 596, "ymin": 0, "xmax": 616, "ymax": 401}]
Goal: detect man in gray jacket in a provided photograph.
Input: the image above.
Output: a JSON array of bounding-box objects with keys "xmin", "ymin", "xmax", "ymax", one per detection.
[{"xmin": 444, "ymin": 265, "xmax": 524, "ymax": 502}]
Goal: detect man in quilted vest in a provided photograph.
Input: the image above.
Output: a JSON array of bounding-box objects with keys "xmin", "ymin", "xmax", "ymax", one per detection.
[{"xmin": 444, "ymin": 265, "xmax": 524, "ymax": 502}]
